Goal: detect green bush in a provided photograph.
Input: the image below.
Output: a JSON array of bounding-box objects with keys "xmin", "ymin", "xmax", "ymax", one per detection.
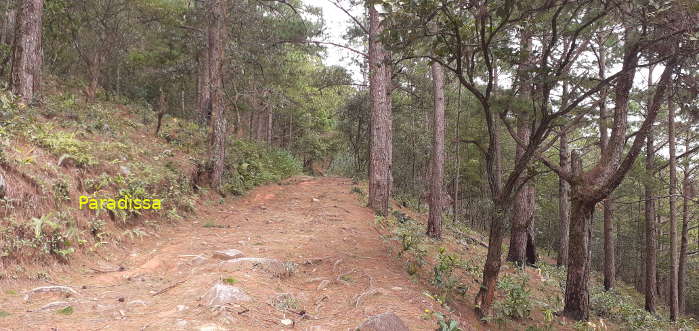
[
  {"xmin": 28, "ymin": 123, "xmax": 94, "ymax": 167},
  {"xmin": 222, "ymin": 139, "xmax": 301, "ymax": 194},
  {"xmin": 590, "ymin": 286, "xmax": 667, "ymax": 330},
  {"xmin": 494, "ymin": 272, "xmax": 532, "ymax": 320}
]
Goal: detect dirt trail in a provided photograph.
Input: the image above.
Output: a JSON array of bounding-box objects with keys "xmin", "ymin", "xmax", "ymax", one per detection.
[{"xmin": 0, "ymin": 177, "xmax": 460, "ymax": 331}]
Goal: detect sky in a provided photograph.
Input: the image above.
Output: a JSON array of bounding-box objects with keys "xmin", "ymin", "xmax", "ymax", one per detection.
[{"xmin": 307, "ymin": 0, "xmax": 363, "ymax": 81}]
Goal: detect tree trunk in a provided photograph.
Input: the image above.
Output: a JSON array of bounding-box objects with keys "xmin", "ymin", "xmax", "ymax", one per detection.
[
  {"xmin": 507, "ymin": 30, "xmax": 536, "ymax": 266},
  {"xmin": 644, "ymin": 129, "xmax": 658, "ymax": 313},
  {"xmin": 426, "ymin": 57, "xmax": 445, "ymax": 239},
  {"xmin": 85, "ymin": 52, "xmax": 101, "ymax": 103},
  {"xmin": 266, "ymin": 108, "xmax": 272, "ymax": 145},
  {"xmin": 474, "ymin": 201, "xmax": 509, "ymax": 317},
  {"xmin": 563, "ymin": 150, "xmax": 594, "ymax": 321},
  {"xmin": 0, "ymin": 6, "xmax": 16, "ymax": 81},
  {"xmin": 367, "ymin": 4, "xmax": 392, "ymax": 216},
  {"xmin": 603, "ymin": 199, "xmax": 615, "ymax": 290},
  {"xmin": 558, "ymin": 131, "xmax": 571, "ymax": 266},
  {"xmin": 506, "ymin": 117, "xmax": 535, "ymax": 265},
  {"xmin": 197, "ymin": 48, "xmax": 211, "ymax": 124},
  {"xmin": 207, "ymin": 0, "xmax": 227, "ymax": 190},
  {"xmin": 668, "ymin": 95, "xmax": 679, "ymax": 321},
  {"xmin": 155, "ymin": 89, "xmax": 166, "ymax": 136},
  {"xmin": 678, "ymin": 168, "xmax": 690, "ymax": 313},
  {"xmin": 10, "ymin": 0, "xmax": 43, "ymax": 104}
]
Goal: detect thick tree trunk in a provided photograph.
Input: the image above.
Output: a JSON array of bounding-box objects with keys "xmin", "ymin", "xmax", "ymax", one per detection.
[
  {"xmin": 367, "ymin": 4, "xmax": 392, "ymax": 216},
  {"xmin": 207, "ymin": 0, "xmax": 227, "ymax": 190},
  {"xmin": 644, "ymin": 129, "xmax": 658, "ymax": 314},
  {"xmin": 507, "ymin": 30, "xmax": 536, "ymax": 265},
  {"xmin": 668, "ymin": 96, "xmax": 679, "ymax": 321},
  {"xmin": 10, "ymin": 0, "xmax": 43, "ymax": 104},
  {"xmin": 563, "ymin": 151, "xmax": 594, "ymax": 321},
  {"xmin": 474, "ymin": 201, "xmax": 509, "ymax": 317},
  {"xmin": 507, "ymin": 182, "xmax": 535, "ymax": 265},
  {"xmin": 426, "ymin": 58, "xmax": 445, "ymax": 239},
  {"xmin": 506, "ymin": 117, "xmax": 535, "ymax": 265},
  {"xmin": 558, "ymin": 131, "xmax": 571, "ymax": 266}
]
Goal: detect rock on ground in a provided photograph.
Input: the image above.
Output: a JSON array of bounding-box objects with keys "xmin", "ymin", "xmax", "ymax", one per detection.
[
  {"xmin": 212, "ymin": 249, "xmax": 244, "ymax": 260},
  {"xmin": 24, "ymin": 285, "xmax": 78, "ymax": 302},
  {"xmin": 201, "ymin": 283, "xmax": 251, "ymax": 307},
  {"xmin": 357, "ymin": 312, "xmax": 409, "ymax": 331},
  {"xmin": 219, "ymin": 257, "xmax": 296, "ymax": 278}
]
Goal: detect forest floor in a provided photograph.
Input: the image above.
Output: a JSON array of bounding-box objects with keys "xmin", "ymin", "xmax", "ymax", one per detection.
[{"xmin": 0, "ymin": 176, "xmax": 483, "ymax": 331}]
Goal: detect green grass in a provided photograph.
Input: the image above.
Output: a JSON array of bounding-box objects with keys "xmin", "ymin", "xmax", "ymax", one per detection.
[{"xmin": 57, "ymin": 306, "xmax": 73, "ymax": 315}]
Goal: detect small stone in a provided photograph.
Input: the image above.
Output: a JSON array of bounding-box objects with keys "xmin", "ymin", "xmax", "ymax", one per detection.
[
  {"xmin": 120, "ymin": 165, "xmax": 131, "ymax": 176},
  {"xmin": 212, "ymin": 249, "xmax": 244, "ymax": 260},
  {"xmin": 24, "ymin": 286, "xmax": 78, "ymax": 302},
  {"xmin": 126, "ymin": 300, "xmax": 147, "ymax": 308},
  {"xmin": 199, "ymin": 324, "xmax": 227, "ymax": 331},
  {"xmin": 117, "ymin": 297, "xmax": 125, "ymax": 302},
  {"xmin": 357, "ymin": 312, "xmax": 409, "ymax": 331},
  {"xmin": 201, "ymin": 283, "xmax": 251, "ymax": 307},
  {"xmin": 176, "ymin": 305, "xmax": 189, "ymax": 312},
  {"xmin": 317, "ymin": 280, "xmax": 330, "ymax": 291},
  {"xmin": 312, "ymin": 198, "xmax": 319, "ymax": 202},
  {"xmin": 390, "ymin": 287, "xmax": 402, "ymax": 291},
  {"xmin": 175, "ymin": 319, "xmax": 189, "ymax": 328},
  {"xmin": 281, "ymin": 319, "xmax": 294, "ymax": 326},
  {"xmin": 191, "ymin": 255, "xmax": 208, "ymax": 266}
]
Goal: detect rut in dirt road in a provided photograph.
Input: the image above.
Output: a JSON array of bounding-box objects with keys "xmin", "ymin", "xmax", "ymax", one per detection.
[{"xmin": 0, "ymin": 177, "xmax": 456, "ymax": 331}]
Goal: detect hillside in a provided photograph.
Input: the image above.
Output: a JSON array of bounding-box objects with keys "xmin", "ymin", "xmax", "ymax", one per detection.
[{"xmin": 0, "ymin": 85, "xmax": 300, "ymax": 274}]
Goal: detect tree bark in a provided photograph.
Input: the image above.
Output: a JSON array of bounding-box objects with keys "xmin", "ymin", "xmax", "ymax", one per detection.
[
  {"xmin": 563, "ymin": 151, "xmax": 595, "ymax": 321},
  {"xmin": 426, "ymin": 56, "xmax": 445, "ymax": 239},
  {"xmin": 603, "ymin": 199, "xmax": 615, "ymax": 290},
  {"xmin": 668, "ymin": 94, "xmax": 679, "ymax": 321},
  {"xmin": 644, "ymin": 128, "xmax": 658, "ymax": 314},
  {"xmin": 474, "ymin": 201, "xmax": 509, "ymax": 317},
  {"xmin": 10, "ymin": 0, "xmax": 43, "ymax": 104},
  {"xmin": 598, "ymin": 40, "xmax": 616, "ymax": 291},
  {"xmin": 507, "ymin": 30, "xmax": 536, "ymax": 266},
  {"xmin": 367, "ymin": 3, "xmax": 392, "ymax": 216},
  {"xmin": 678, "ymin": 167, "xmax": 690, "ymax": 313},
  {"xmin": 197, "ymin": 48, "xmax": 211, "ymax": 124},
  {"xmin": 207, "ymin": 0, "xmax": 227, "ymax": 190},
  {"xmin": 85, "ymin": 51, "xmax": 101, "ymax": 103},
  {"xmin": 558, "ymin": 131, "xmax": 571, "ymax": 266},
  {"xmin": 155, "ymin": 89, "xmax": 166, "ymax": 136}
]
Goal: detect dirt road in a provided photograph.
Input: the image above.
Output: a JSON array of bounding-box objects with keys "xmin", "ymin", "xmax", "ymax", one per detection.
[{"xmin": 0, "ymin": 177, "xmax": 449, "ymax": 330}]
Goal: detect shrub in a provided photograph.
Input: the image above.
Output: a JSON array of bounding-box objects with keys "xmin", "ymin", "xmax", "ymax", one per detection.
[
  {"xmin": 493, "ymin": 272, "xmax": 532, "ymax": 320},
  {"xmin": 222, "ymin": 139, "xmax": 302, "ymax": 194}
]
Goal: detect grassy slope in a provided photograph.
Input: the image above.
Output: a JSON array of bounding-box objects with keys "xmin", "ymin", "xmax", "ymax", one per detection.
[
  {"xmin": 0, "ymin": 83, "xmax": 300, "ymax": 277},
  {"xmin": 353, "ymin": 185, "xmax": 699, "ymax": 331}
]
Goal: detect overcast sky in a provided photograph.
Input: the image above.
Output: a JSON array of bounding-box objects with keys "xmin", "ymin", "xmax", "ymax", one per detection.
[{"xmin": 309, "ymin": 0, "xmax": 363, "ymax": 81}]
